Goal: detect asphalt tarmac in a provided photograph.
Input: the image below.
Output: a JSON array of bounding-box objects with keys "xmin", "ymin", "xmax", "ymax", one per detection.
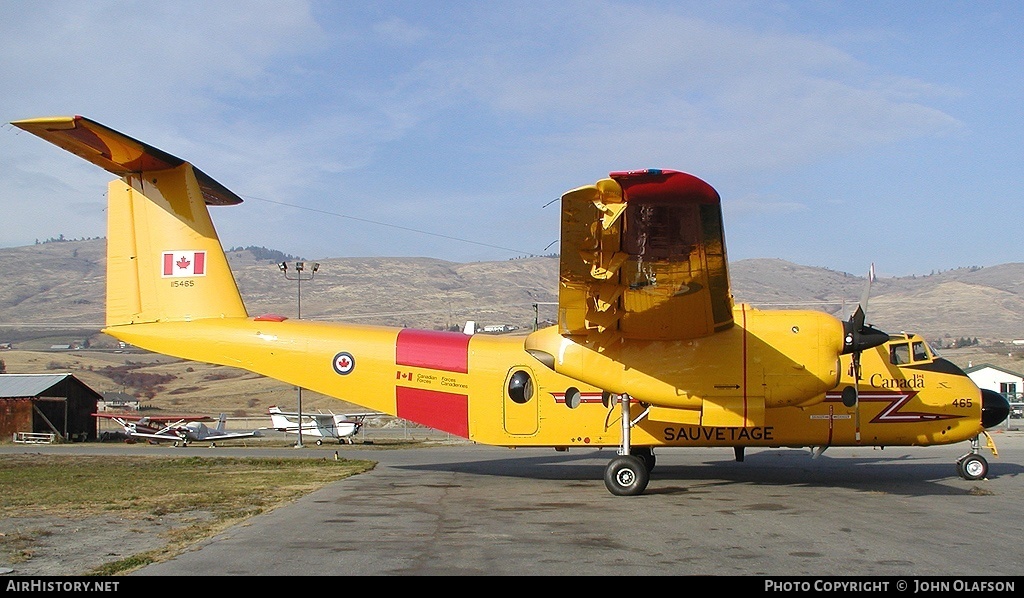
[{"xmin": 4, "ymin": 429, "xmax": 1023, "ymax": 577}]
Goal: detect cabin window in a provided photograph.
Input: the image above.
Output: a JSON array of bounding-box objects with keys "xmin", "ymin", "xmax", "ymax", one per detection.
[
  {"xmin": 890, "ymin": 343, "xmax": 910, "ymax": 365},
  {"xmin": 507, "ymin": 370, "xmax": 534, "ymax": 404},
  {"xmin": 912, "ymin": 341, "xmax": 929, "ymax": 362}
]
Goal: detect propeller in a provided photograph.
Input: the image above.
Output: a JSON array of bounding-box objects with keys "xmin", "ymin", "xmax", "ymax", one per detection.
[{"xmin": 840, "ymin": 264, "xmax": 889, "ymax": 408}]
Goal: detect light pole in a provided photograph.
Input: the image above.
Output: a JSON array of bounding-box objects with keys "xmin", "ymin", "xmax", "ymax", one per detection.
[{"xmin": 278, "ymin": 261, "xmax": 319, "ymax": 448}]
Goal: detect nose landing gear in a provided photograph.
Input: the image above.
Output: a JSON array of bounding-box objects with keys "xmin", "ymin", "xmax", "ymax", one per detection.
[{"xmin": 956, "ymin": 432, "xmax": 998, "ymax": 481}]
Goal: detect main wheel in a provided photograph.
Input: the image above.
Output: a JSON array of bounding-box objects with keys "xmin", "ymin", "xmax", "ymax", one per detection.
[
  {"xmin": 957, "ymin": 454, "xmax": 988, "ymax": 480},
  {"xmin": 604, "ymin": 455, "xmax": 650, "ymax": 496},
  {"xmin": 315, "ymin": 439, "xmax": 323, "ymax": 446}
]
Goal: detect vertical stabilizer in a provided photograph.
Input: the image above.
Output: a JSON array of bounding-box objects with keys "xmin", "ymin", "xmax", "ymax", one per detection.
[{"xmin": 105, "ymin": 165, "xmax": 247, "ymax": 325}]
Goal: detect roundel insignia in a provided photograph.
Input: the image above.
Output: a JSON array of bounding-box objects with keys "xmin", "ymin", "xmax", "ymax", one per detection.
[{"xmin": 333, "ymin": 352, "xmax": 355, "ymax": 375}]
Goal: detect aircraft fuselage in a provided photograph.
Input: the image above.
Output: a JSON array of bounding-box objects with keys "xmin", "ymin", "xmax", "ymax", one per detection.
[{"xmin": 103, "ymin": 312, "xmax": 985, "ymax": 451}]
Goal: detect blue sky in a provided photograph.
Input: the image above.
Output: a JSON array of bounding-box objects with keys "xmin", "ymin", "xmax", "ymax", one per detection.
[{"xmin": 2, "ymin": 1, "xmax": 1021, "ymax": 277}]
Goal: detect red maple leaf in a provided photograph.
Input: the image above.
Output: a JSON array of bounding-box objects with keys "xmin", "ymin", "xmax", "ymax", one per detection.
[{"xmin": 176, "ymin": 256, "xmax": 191, "ymax": 270}]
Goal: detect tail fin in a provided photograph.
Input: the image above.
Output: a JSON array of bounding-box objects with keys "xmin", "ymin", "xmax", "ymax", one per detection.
[
  {"xmin": 216, "ymin": 413, "xmax": 227, "ymax": 432},
  {"xmin": 268, "ymin": 407, "xmax": 293, "ymax": 429},
  {"xmin": 11, "ymin": 116, "xmax": 247, "ymax": 326}
]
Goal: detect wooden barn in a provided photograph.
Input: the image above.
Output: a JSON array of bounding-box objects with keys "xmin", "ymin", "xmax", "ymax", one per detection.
[{"xmin": 0, "ymin": 373, "xmax": 101, "ymax": 443}]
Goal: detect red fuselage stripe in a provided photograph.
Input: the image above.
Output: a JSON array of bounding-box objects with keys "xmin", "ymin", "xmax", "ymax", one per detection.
[
  {"xmin": 396, "ymin": 387, "xmax": 469, "ymax": 438},
  {"xmin": 396, "ymin": 329, "xmax": 470, "ymax": 373}
]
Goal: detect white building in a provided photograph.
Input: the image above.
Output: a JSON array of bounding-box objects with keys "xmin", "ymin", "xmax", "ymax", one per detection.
[{"xmin": 964, "ymin": 363, "xmax": 1023, "ymax": 401}]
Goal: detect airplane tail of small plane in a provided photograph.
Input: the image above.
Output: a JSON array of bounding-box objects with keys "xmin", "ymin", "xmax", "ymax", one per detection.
[
  {"xmin": 267, "ymin": 406, "xmax": 294, "ymax": 431},
  {"xmin": 11, "ymin": 116, "xmax": 248, "ymax": 327},
  {"xmin": 216, "ymin": 413, "xmax": 228, "ymax": 432}
]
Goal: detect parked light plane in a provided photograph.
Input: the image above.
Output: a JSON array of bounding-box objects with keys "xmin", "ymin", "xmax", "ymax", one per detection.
[
  {"xmin": 14, "ymin": 116, "xmax": 1011, "ymax": 495},
  {"xmin": 95, "ymin": 412, "xmax": 260, "ymax": 447},
  {"xmin": 94, "ymin": 413, "xmax": 209, "ymax": 442},
  {"xmin": 266, "ymin": 405, "xmax": 376, "ymax": 445}
]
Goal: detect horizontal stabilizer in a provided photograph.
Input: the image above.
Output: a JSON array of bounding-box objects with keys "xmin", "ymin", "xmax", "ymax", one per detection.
[{"xmin": 11, "ymin": 116, "xmax": 242, "ymax": 206}]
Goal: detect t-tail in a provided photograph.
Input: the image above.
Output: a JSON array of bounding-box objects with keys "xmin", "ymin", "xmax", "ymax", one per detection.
[{"xmin": 11, "ymin": 116, "xmax": 248, "ymax": 326}]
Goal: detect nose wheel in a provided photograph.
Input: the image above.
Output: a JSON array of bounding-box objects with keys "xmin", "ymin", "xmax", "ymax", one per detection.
[{"xmin": 956, "ymin": 453, "xmax": 988, "ymax": 480}]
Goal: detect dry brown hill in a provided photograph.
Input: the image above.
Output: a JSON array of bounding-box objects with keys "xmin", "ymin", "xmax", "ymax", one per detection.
[{"xmin": 4, "ymin": 239, "xmax": 1023, "ymax": 343}]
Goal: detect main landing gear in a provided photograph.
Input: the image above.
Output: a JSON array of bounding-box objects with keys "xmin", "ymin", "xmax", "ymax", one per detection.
[
  {"xmin": 956, "ymin": 433, "xmax": 998, "ymax": 481},
  {"xmin": 603, "ymin": 393, "xmax": 657, "ymax": 496}
]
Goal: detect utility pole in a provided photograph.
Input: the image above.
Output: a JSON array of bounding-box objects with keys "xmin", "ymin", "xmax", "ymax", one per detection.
[{"xmin": 278, "ymin": 261, "xmax": 319, "ymax": 448}]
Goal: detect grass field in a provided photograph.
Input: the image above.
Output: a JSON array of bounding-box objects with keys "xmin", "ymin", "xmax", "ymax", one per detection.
[{"xmin": 0, "ymin": 453, "xmax": 377, "ymax": 576}]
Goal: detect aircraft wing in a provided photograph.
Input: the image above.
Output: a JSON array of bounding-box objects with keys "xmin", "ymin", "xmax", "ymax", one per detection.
[
  {"xmin": 340, "ymin": 412, "xmax": 380, "ymax": 418},
  {"xmin": 122, "ymin": 431, "xmax": 180, "ymax": 442},
  {"xmin": 556, "ymin": 169, "xmax": 733, "ymax": 344},
  {"xmin": 91, "ymin": 413, "xmax": 211, "ymax": 422},
  {"xmin": 268, "ymin": 407, "xmax": 379, "ymax": 421},
  {"xmin": 207, "ymin": 430, "xmax": 262, "ymax": 440},
  {"xmin": 92, "ymin": 413, "xmax": 133, "ymax": 423}
]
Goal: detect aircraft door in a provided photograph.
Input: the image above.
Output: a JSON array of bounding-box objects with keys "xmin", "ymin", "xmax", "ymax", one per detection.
[{"xmin": 503, "ymin": 366, "xmax": 539, "ymax": 435}]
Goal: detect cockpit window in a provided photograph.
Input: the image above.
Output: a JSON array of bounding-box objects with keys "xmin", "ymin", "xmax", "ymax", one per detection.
[
  {"xmin": 890, "ymin": 343, "xmax": 910, "ymax": 365},
  {"xmin": 890, "ymin": 341, "xmax": 930, "ymax": 366}
]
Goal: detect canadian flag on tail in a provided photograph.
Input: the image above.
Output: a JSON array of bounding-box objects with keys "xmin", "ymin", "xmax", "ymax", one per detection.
[{"xmin": 162, "ymin": 251, "xmax": 207, "ymax": 277}]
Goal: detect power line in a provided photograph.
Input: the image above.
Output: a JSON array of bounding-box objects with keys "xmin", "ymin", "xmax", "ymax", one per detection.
[{"xmin": 243, "ymin": 194, "xmax": 543, "ymax": 257}]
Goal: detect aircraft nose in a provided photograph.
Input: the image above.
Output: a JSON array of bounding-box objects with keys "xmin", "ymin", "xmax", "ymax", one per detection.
[{"xmin": 981, "ymin": 389, "xmax": 1010, "ymax": 429}]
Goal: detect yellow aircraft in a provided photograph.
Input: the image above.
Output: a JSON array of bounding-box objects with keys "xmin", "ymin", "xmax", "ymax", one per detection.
[{"xmin": 11, "ymin": 115, "xmax": 1011, "ymax": 496}]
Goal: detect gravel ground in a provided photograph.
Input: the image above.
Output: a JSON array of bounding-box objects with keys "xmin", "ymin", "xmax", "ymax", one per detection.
[{"xmin": 0, "ymin": 511, "xmax": 216, "ymax": 577}]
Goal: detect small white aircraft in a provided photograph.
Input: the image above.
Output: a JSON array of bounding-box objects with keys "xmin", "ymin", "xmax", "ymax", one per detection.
[
  {"xmin": 101, "ymin": 413, "xmax": 261, "ymax": 447},
  {"xmin": 266, "ymin": 405, "xmax": 376, "ymax": 445}
]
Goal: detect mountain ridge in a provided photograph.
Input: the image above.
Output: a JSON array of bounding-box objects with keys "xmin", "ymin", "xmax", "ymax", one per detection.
[{"xmin": 1, "ymin": 239, "xmax": 1022, "ymax": 347}]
